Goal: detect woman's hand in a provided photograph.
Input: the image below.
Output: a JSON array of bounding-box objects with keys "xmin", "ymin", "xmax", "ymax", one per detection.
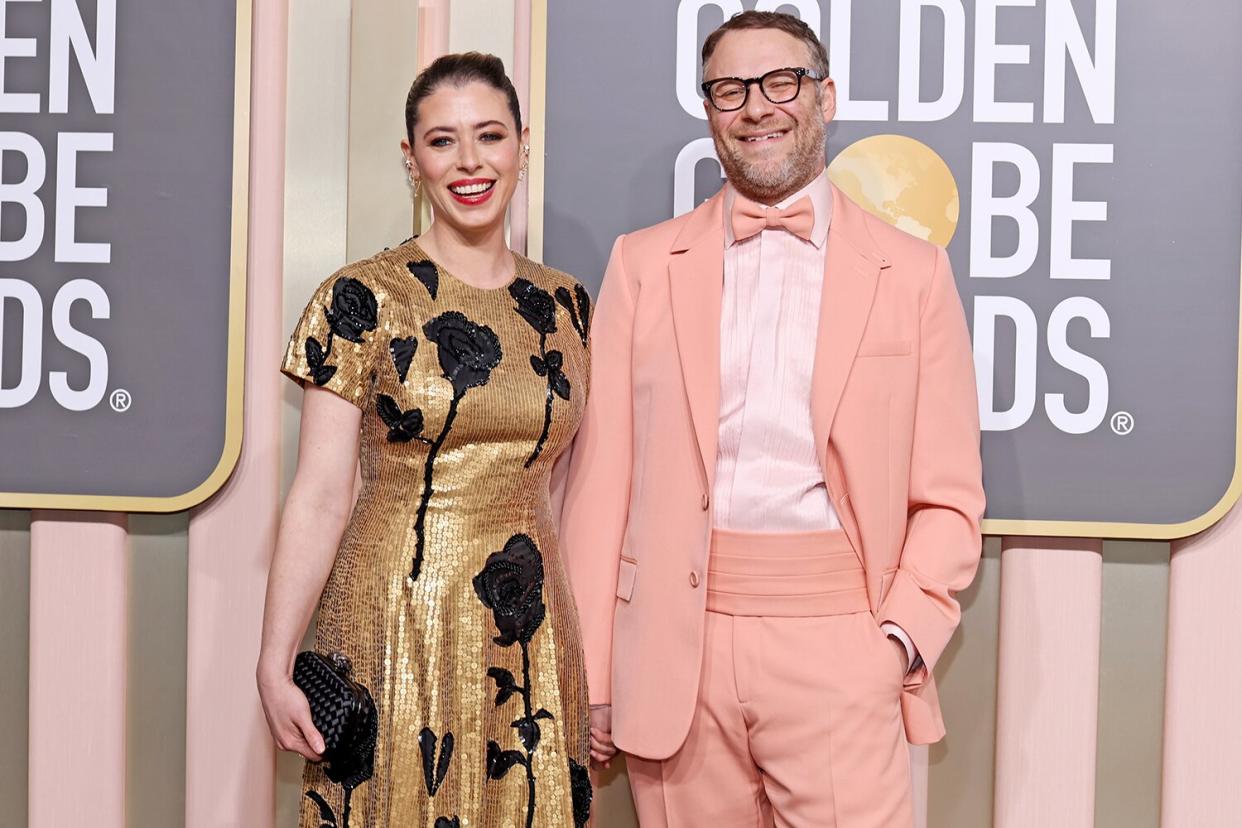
[
  {"xmin": 257, "ymin": 669, "xmax": 325, "ymax": 762},
  {"xmin": 589, "ymin": 704, "xmax": 617, "ymax": 767}
]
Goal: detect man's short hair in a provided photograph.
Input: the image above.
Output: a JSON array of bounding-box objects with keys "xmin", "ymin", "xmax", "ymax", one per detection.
[{"xmin": 701, "ymin": 10, "xmax": 830, "ymax": 78}]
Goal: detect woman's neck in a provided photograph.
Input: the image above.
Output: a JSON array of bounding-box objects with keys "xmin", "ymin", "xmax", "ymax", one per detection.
[{"xmin": 417, "ymin": 220, "xmax": 514, "ymax": 289}]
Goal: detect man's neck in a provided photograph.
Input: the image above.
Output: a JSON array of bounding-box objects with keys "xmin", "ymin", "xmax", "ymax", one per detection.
[{"xmin": 731, "ymin": 161, "xmax": 827, "ymax": 207}]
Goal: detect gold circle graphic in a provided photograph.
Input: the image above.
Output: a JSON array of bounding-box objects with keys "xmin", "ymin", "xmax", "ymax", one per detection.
[{"xmin": 828, "ymin": 134, "xmax": 960, "ymax": 246}]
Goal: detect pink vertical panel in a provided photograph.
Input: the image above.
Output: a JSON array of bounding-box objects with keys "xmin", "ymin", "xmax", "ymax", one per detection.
[
  {"xmin": 909, "ymin": 744, "xmax": 928, "ymax": 828},
  {"xmin": 418, "ymin": 0, "xmax": 451, "ymax": 71},
  {"xmin": 28, "ymin": 512, "xmax": 128, "ymax": 827},
  {"xmin": 184, "ymin": 1, "xmax": 286, "ymax": 825},
  {"xmin": 1163, "ymin": 504, "xmax": 1242, "ymax": 824},
  {"xmin": 510, "ymin": 0, "xmax": 533, "ymax": 254},
  {"xmin": 993, "ymin": 537, "xmax": 1102, "ymax": 828}
]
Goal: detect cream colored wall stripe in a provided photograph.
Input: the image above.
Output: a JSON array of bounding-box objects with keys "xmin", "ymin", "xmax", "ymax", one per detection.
[
  {"xmin": 27, "ymin": 514, "xmax": 128, "ymax": 826},
  {"xmin": 1094, "ymin": 541, "xmax": 1167, "ymax": 828},
  {"xmin": 346, "ymin": 3, "xmax": 421, "ymax": 262},
  {"xmin": 1163, "ymin": 506, "xmax": 1242, "ymax": 825},
  {"xmin": 184, "ymin": 1, "xmax": 281, "ymax": 825},
  {"xmin": 993, "ymin": 538, "xmax": 1102, "ymax": 827},
  {"xmin": 928, "ymin": 539, "xmax": 1001, "ymax": 828},
  {"xmin": 0, "ymin": 511, "xmax": 30, "ymax": 827},
  {"xmin": 276, "ymin": 2, "xmax": 356, "ymax": 823}
]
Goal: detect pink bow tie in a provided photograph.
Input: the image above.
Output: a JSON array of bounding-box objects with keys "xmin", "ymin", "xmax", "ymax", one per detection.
[{"xmin": 730, "ymin": 194, "xmax": 815, "ymax": 242}]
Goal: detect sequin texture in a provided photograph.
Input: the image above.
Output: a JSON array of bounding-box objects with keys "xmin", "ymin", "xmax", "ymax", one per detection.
[{"xmin": 282, "ymin": 240, "xmax": 592, "ymax": 827}]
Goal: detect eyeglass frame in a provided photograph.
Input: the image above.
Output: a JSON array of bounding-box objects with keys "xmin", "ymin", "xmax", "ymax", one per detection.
[{"xmin": 700, "ymin": 67, "xmax": 824, "ymax": 112}]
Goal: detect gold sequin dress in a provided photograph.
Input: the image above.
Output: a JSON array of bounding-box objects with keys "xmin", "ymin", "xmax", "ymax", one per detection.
[{"xmin": 281, "ymin": 240, "xmax": 593, "ymax": 828}]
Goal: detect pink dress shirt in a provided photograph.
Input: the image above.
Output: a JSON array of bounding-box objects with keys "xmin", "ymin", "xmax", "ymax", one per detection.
[
  {"xmin": 714, "ymin": 170, "xmax": 838, "ymax": 532},
  {"xmin": 713, "ymin": 170, "xmax": 917, "ymax": 668}
]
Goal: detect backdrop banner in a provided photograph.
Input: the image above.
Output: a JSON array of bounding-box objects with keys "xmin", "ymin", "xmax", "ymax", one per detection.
[
  {"xmin": 539, "ymin": 0, "xmax": 1242, "ymax": 538},
  {"xmin": 0, "ymin": 0, "xmax": 248, "ymax": 510}
]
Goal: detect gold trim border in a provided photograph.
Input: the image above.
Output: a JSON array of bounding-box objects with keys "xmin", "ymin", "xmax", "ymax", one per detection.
[
  {"xmin": 526, "ymin": 0, "xmax": 548, "ymax": 262},
  {"xmin": 526, "ymin": 5, "xmax": 1242, "ymax": 541},
  {"xmin": 0, "ymin": 1, "xmax": 252, "ymax": 513}
]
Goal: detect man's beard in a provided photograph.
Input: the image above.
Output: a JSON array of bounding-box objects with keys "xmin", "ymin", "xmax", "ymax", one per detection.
[{"xmin": 713, "ymin": 116, "xmax": 826, "ymax": 205}]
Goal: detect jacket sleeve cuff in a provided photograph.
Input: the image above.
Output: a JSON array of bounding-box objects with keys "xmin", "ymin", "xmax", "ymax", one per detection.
[{"xmin": 877, "ymin": 567, "xmax": 958, "ymax": 674}]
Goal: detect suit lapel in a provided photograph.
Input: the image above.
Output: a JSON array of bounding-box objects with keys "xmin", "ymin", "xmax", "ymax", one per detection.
[
  {"xmin": 668, "ymin": 194, "xmax": 725, "ymax": 490},
  {"xmin": 810, "ymin": 186, "xmax": 889, "ymax": 474}
]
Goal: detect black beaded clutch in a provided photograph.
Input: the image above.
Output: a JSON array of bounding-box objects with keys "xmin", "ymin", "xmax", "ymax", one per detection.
[{"xmin": 292, "ymin": 650, "xmax": 378, "ymax": 790}]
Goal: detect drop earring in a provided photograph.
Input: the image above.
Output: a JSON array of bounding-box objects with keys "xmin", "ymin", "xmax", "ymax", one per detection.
[{"xmin": 518, "ymin": 144, "xmax": 530, "ymax": 181}]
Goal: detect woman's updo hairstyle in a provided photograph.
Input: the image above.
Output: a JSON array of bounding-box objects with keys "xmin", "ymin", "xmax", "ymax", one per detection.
[{"xmin": 404, "ymin": 52, "xmax": 523, "ymax": 144}]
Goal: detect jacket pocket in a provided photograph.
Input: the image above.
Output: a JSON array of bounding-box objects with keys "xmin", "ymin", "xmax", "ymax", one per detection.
[{"xmin": 616, "ymin": 557, "xmax": 638, "ymax": 602}]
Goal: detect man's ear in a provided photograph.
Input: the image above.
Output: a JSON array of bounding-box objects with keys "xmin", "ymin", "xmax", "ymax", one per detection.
[{"xmin": 820, "ymin": 77, "xmax": 837, "ymax": 124}]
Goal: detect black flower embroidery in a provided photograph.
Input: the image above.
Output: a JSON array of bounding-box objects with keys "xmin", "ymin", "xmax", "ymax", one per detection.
[
  {"xmin": 509, "ymin": 278, "xmax": 569, "ymax": 467},
  {"xmin": 389, "ymin": 336, "xmax": 418, "ymax": 384},
  {"xmin": 304, "ymin": 277, "xmax": 378, "ymax": 388},
  {"xmin": 377, "ymin": 394, "xmax": 429, "ymax": 444},
  {"xmin": 418, "ymin": 727, "xmax": 454, "ymax": 796},
  {"xmin": 555, "ymin": 283, "xmax": 592, "ymax": 347},
  {"xmin": 305, "ymin": 336, "xmax": 337, "ymax": 386},
  {"xmin": 423, "ymin": 311, "xmax": 503, "ymax": 396},
  {"xmin": 326, "ymin": 278, "xmax": 379, "ymax": 342},
  {"xmin": 473, "ymin": 534, "xmax": 547, "ymax": 647},
  {"xmin": 408, "ymin": 311, "xmax": 503, "ymax": 581},
  {"xmin": 569, "ymin": 759, "xmax": 593, "ymax": 828},
  {"xmin": 434, "ymin": 818, "xmax": 461, "ymax": 828},
  {"xmin": 477, "ymin": 534, "xmax": 553, "ymax": 828},
  {"xmin": 407, "ymin": 259, "xmax": 439, "ymax": 300},
  {"xmin": 510, "ymin": 277, "xmax": 558, "ymax": 335}
]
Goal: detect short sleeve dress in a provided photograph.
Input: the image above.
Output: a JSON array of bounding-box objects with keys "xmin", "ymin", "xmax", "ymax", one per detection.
[{"xmin": 281, "ymin": 239, "xmax": 594, "ymax": 828}]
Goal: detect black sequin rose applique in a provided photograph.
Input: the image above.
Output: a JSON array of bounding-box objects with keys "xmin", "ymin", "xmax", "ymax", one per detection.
[
  {"xmin": 407, "ymin": 259, "xmax": 439, "ymax": 301},
  {"xmin": 304, "ymin": 277, "xmax": 378, "ymax": 387},
  {"xmin": 555, "ymin": 283, "xmax": 592, "ymax": 347},
  {"xmin": 569, "ymin": 758, "xmax": 593, "ymax": 828},
  {"xmin": 475, "ymin": 534, "xmax": 553, "ymax": 828},
  {"xmin": 406, "ymin": 311, "xmax": 503, "ymax": 582},
  {"xmin": 509, "ymin": 278, "xmax": 570, "ymax": 468}
]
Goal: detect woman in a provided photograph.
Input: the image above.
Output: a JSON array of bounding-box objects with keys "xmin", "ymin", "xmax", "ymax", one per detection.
[{"xmin": 258, "ymin": 53, "xmax": 594, "ymax": 828}]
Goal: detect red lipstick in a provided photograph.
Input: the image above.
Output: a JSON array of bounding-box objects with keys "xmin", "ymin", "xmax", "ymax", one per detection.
[{"xmin": 447, "ymin": 178, "xmax": 496, "ymax": 205}]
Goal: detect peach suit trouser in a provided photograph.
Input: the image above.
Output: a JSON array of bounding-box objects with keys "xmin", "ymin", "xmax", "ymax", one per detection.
[{"xmin": 625, "ymin": 530, "xmax": 914, "ymax": 828}]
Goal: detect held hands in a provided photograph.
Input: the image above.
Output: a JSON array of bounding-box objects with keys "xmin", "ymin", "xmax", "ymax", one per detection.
[
  {"xmin": 589, "ymin": 704, "xmax": 617, "ymax": 768},
  {"xmin": 257, "ymin": 668, "xmax": 326, "ymax": 762}
]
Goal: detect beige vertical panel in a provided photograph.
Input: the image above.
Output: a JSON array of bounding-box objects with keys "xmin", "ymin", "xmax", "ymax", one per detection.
[
  {"xmin": 1163, "ymin": 504, "xmax": 1242, "ymax": 826},
  {"xmin": 0, "ymin": 510, "xmax": 30, "ymax": 828},
  {"xmin": 593, "ymin": 759, "xmax": 638, "ymax": 828},
  {"xmin": 282, "ymin": 0, "xmax": 353, "ymax": 497},
  {"xmin": 448, "ymin": 0, "xmax": 515, "ymax": 64},
  {"xmin": 279, "ymin": 2, "xmax": 355, "ymax": 824},
  {"xmin": 928, "ymin": 537, "xmax": 1000, "ymax": 828},
  {"xmin": 346, "ymin": 1, "xmax": 420, "ymax": 262},
  {"xmin": 28, "ymin": 512, "xmax": 129, "ymax": 827},
  {"xmin": 993, "ymin": 538, "xmax": 1102, "ymax": 828},
  {"xmin": 127, "ymin": 514, "xmax": 190, "ymax": 828},
  {"xmin": 184, "ymin": 1, "xmax": 281, "ymax": 825},
  {"xmin": 1094, "ymin": 540, "xmax": 1167, "ymax": 828}
]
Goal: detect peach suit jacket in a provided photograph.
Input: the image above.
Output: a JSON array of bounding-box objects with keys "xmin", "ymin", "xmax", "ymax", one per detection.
[{"xmin": 559, "ymin": 184, "xmax": 985, "ymax": 760}]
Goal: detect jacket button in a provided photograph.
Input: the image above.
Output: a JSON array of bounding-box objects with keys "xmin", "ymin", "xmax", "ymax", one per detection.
[
  {"xmin": 700, "ymin": 493, "xmax": 710, "ymax": 511},
  {"xmin": 689, "ymin": 571, "xmax": 701, "ymax": 588}
]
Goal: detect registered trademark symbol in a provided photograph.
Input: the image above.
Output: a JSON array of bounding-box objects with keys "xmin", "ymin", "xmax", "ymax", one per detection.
[
  {"xmin": 1110, "ymin": 411, "xmax": 1133, "ymax": 435},
  {"xmin": 110, "ymin": 389, "xmax": 132, "ymax": 412}
]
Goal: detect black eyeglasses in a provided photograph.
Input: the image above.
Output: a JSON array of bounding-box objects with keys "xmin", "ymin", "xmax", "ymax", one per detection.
[{"xmin": 701, "ymin": 67, "xmax": 822, "ymax": 112}]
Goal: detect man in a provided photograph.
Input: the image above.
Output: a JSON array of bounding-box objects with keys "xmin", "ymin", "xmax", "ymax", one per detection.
[{"xmin": 560, "ymin": 11, "xmax": 984, "ymax": 827}]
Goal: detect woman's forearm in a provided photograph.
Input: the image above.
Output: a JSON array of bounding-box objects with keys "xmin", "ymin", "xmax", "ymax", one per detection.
[{"xmin": 257, "ymin": 481, "xmax": 352, "ymax": 683}]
